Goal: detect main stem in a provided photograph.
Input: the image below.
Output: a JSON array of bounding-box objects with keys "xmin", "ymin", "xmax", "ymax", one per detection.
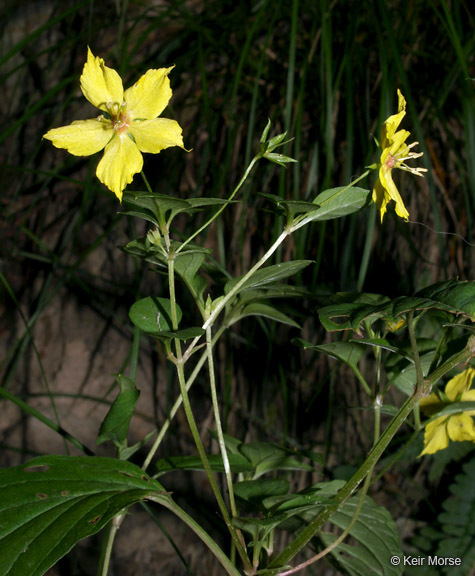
[{"xmin": 168, "ymin": 256, "xmax": 252, "ymax": 572}]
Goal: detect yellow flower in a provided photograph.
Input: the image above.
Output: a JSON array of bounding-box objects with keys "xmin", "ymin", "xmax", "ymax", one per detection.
[
  {"xmin": 44, "ymin": 48, "xmax": 185, "ymax": 201},
  {"xmin": 372, "ymin": 90, "xmax": 427, "ymax": 222},
  {"xmin": 419, "ymin": 367, "xmax": 475, "ymax": 456}
]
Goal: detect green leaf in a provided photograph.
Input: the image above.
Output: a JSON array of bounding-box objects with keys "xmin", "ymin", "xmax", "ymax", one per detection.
[
  {"xmin": 294, "ymin": 339, "xmax": 365, "ymax": 371},
  {"xmin": 120, "ymin": 209, "xmax": 159, "ymax": 226},
  {"xmin": 238, "ymin": 285, "xmax": 309, "ymax": 303},
  {"xmin": 260, "ymin": 193, "xmax": 320, "ymax": 222},
  {"xmin": 97, "ymin": 375, "xmax": 140, "ymax": 448},
  {"xmin": 259, "ymin": 118, "xmax": 272, "ymax": 150},
  {"xmin": 119, "ymin": 429, "xmax": 157, "ymax": 461},
  {"xmin": 233, "ymin": 478, "xmax": 290, "ymax": 507},
  {"xmin": 156, "ymin": 454, "xmax": 253, "ymax": 476},
  {"xmin": 129, "ymin": 297, "xmax": 181, "ymax": 334},
  {"xmin": 122, "ymin": 238, "xmax": 168, "ymax": 269},
  {"xmin": 318, "ymin": 281, "xmax": 475, "ymax": 333},
  {"xmin": 387, "ymin": 352, "xmax": 433, "ymax": 396},
  {"xmin": 186, "ymin": 197, "xmax": 233, "ymax": 210},
  {"xmin": 231, "ymin": 302, "xmax": 301, "ymax": 328},
  {"xmin": 416, "ymin": 280, "xmax": 475, "ymax": 319},
  {"xmin": 293, "ymin": 186, "xmax": 371, "ymax": 226},
  {"xmin": 435, "ymin": 456, "xmax": 475, "ymax": 575},
  {"xmin": 225, "ymin": 260, "xmax": 312, "ymax": 295},
  {"xmin": 239, "ymin": 442, "xmax": 312, "ymax": 478},
  {"xmin": 425, "ymin": 401, "xmax": 475, "ymax": 420},
  {"xmin": 174, "ymin": 251, "xmax": 208, "ymax": 302},
  {"xmin": 283, "ymin": 483, "xmax": 403, "ymax": 576},
  {"xmin": 0, "ymin": 456, "xmax": 170, "ymax": 576},
  {"xmin": 263, "ymin": 152, "xmax": 297, "ymax": 166}
]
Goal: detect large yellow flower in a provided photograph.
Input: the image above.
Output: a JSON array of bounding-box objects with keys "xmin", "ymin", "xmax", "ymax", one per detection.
[
  {"xmin": 372, "ymin": 90, "xmax": 427, "ymax": 222},
  {"xmin": 44, "ymin": 48, "xmax": 184, "ymax": 201},
  {"xmin": 419, "ymin": 367, "xmax": 475, "ymax": 456}
]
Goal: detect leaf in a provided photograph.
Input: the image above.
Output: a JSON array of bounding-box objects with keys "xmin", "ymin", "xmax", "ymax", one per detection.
[
  {"xmin": 233, "ymin": 478, "xmax": 290, "ymax": 508},
  {"xmin": 156, "ymin": 454, "xmax": 253, "ymax": 476},
  {"xmin": 174, "ymin": 251, "xmax": 208, "ymax": 302},
  {"xmin": 320, "ymin": 496, "xmax": 402, "ymax": 576},
  {"xmin": 238, "ymin": 285, "xmax": 309, "ymax": 303},
  {"xmin": 225, "ymin": 260, "xmax": 312, "ymax": 295},
  {"xmin": 283, "ymin": 482, "xmax": 403, "ymax": 576},
  {"xmin": 260, "ymin": 193, "xmax": 320, "ymax": 223},
  {"xmin": 0, "ymin": 456, "xmax": 170, "ymax": 576},
  {"xmin": 263, "ymin": 152, "xmax": 297, "ymax": 166},
  {"xmin": 416, "ymin": 280, "xmax": 475, "ymax": 319},
  {"xmin": 292, "ymin": 186, "xmax": 371, "ymax": 227},
  {"xmin": 122, "ymin": 238, "xmax": 168, "ymax": 269},
  {"xmin": 231, "ymin": 302, "xmax": 301, "ymax": 328},
  {"xmin": 239, "ymin": 442, "xmax": 312, "ymax": 478},
  {"xmin": 409, "ymin": 456, "xmax": 475, "ymax": 576},
  {"xmin": 293, "ymin": 339, "xmax": 365, "ymax": 372},
  {"xmin": 129, "ymin": 296, "xmax": 181, "ymax": 334},
  {"xmin": 435, "ymin": 456, "xmax": 475, "ymax": 575},
  {"xmin": 387, "ymin": 353, "xmax": 433, "ymax": 396},
  {"xmin": 97, "ymin": 375, "xmax": 140, "ymax": 448},
  {"xmin": 318, "ymin": 281, "xmax": 475, "ymax": 333}
]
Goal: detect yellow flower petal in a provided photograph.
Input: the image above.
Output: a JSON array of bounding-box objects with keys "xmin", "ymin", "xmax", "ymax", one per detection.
[
  {"xmin": 372, "ymin": 178, "xmax": 390, "ymax": 222},
  {"xmin": 445, "ymin": 367, "xmax": 475, "ymax": 401},
  {"xmin": 124, "ymin": 67, "xmax": 173, "ymax": 120},
  {"xmin": 388, "ymin": 130, "xmax": 410, "ymax": 157},
  {"xmin": 420, "ymin": 416, "xmax": 450, "ymax": 456},
  {"xmin": 80, "ymin": 47, "xmax": 124, "ymax": 112},
  {"xmin": 96, "ymin": 134, "xmax": 143, "ymax": 202},
  {"xmin": 129, "ymin": 118, "xmax": 184, "ymax": 153},
  {"xmin": 419, "ymin": 391, "xmax": 443, "ymax": 416},
  {"xmin": 461, "ymin": 389, "xmax": 475, "ymax": 416},
  {"xmin": 43, "ymin": 119, "xmax": 113, "ymax": 156},
  {"xmin": 381, "ymin": 90, "xmax": 406, "ymax": 143},
  {"xmin": 447, "ymin": 413, "xmax": 475, "ymax": 443},
  {"xmin": 376, "ymin": 165, "xmax": 409, "ymax": 222}
]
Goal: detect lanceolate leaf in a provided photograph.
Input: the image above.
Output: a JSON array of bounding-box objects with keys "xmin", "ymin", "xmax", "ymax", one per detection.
[
  {"xmin": 230, "ymin": 302, "xmax": 301, "ymax": 328},
  {"xmin": 318, "ymin": 281, "xmax": 475, "ymax": 333},
  {"xmin": 416, "ymin": 280, "xmax": 475, "ymax": 318},
  {"xmin": 275, "ymin": 482, "xmax": 403, "ymax": 576},
  {"xmin": 224, "ymin": 260, "xmax": 312, "ymax": 294},
  {"xmin": 156, "ymin": 454, "xmax": 253, "ymax": 476},
  {"xmin": 292, "ymin": 186, "xmax": 371, "ymax": 227},
  {"xmin": 97, "ymin": 375, "xmax": 140, "ymax": 448},
  {"xmin": 0, "ymin": 456, "xmax": 171, "ymax": 576}
]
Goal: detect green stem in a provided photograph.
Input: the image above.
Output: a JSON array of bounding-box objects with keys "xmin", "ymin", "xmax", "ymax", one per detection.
[
  {"xmin": 205, "ymin": 323, "xmax": 238, "ymax": 517},
  {"xmin": 168, "ymin": 256, "xmax": 251, "ymax": 571},
  {"xmin": 142, "ymin": 326, "xmax": 227, "ymax": 473},
  {"xmin": 176, "ymin": 154, "xmax": 261, "ymax": 255},
  {"xmin": 202, "ymin": 229, "xmax": 290, "ymax": 331},
  {"xmin": 0, "ymin": 387, "xmax": 93, "ymax": 455},
  {"xmin": 150, "ymin": 494, "xmax": 242, "ymax": 576},
  {"xmin": 269, "ymin": 321, "xmax": 473, "ymax": 570},
  {"xmin": 278, "ymin": 467, "xmax": 375, "ymax": 576},
  {"xmin": 97, "ymin": 512, "xmax": 126, "ymax": 576}
]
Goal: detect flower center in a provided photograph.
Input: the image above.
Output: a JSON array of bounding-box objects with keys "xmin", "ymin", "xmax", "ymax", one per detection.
[
  {"xmin": 112, "ymin": 111, "xmax": 131, "ymax": 134},
  {"xmin": 385, "ymin": 154, "xmax": 396, "ymax": 170},
  {"xmin": 105, "ymin": 102, "xmax": 130, "ymax": 134}
]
